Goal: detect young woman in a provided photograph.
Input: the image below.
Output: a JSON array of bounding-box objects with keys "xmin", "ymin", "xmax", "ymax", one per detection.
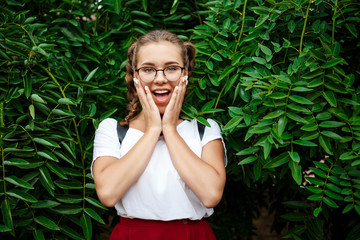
[{"xmin": 92, "ymin": 30, "xmax": 227, "ymax": 240}]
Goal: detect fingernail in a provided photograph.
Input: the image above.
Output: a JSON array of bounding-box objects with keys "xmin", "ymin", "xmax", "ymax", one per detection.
[
  {"xmin": 133, "ymin": 78, "xmax": 138, "ymax": 85},
  {"xmin": 185, "ymin": 79, "xmax": 188, "ymax": 85},
  {"xmin": 145, "ymin": 86, "xmax": 149, "ymax": 92},
  {"xmin": 175, "ymin": 86, "xmax": 179, "ymax": 91}
]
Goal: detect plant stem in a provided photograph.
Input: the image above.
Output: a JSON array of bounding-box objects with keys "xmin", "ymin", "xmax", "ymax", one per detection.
[
  {"xmin": 235, "ymin": 0, "xmax": 248, "ymax": 53},
  {"xmin": 332, "ymin": 0, "xmax": 338, "ymax": 45},
  {"xmin": 300, "ymin": 0, "xmax": 311, "ymax": 54},
  {"xmin": 1, "ymin": 102, "xmax": 6, "ymax": 194}
]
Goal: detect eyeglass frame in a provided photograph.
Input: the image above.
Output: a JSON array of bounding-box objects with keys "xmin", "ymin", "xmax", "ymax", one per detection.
[{"xmin": 134, "ymin": 66, "xmax": 185, "ymax": 83}]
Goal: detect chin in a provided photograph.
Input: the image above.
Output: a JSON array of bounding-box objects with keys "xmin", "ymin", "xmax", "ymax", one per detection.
[{"xmin": 157, "ymin": 106, "xmax": 166, "ymax": 115}]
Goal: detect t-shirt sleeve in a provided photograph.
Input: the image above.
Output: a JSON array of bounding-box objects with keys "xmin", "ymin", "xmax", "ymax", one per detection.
[
  {"xmin": 91, "ymin": 118, "xmax": 121, "ymax": 176},
  {"xmin": 201, "ymin": 119, "xmax": 227, "ymax": 166}
]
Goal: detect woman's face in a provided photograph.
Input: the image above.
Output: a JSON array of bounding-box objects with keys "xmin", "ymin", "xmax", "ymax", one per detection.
[{"xmin": 135, "ymin": 41, "xmax": 187, "ymax": 114}]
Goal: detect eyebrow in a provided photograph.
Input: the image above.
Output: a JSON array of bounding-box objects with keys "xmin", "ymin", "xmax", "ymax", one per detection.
[{"xmin": 140, "ymin": 61, "xmax": 181, "ymax": 67}]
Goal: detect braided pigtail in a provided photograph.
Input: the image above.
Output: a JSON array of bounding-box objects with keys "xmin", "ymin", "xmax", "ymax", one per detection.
[
  {"xmin": 119, "ymin": 42, "xmax": 139, "ymax": 127},
  {"xmin": 184, "ymin": 42, "xmax": 196, "ymax": 76}
]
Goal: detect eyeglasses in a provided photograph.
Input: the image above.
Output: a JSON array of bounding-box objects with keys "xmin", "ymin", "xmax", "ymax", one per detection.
[{"xmin": 135, "ymin": 66, "xmax": 185, "ymax": 83}]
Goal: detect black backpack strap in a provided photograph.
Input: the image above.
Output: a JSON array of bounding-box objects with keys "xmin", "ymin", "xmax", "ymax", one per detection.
[
  {"xmin": 197, "ymin": 121, "xmax": 206, "ymax": 141},
  {"xmin": 117, "ymin": 120, "xmax": 129, "ymax": 144}
]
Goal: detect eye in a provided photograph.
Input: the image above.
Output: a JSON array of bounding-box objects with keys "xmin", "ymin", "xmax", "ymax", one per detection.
[
  {"xmin": 142, "ymin": 67, "xmax": 155, "ymax": 73},
  {"xmin": 165, "ymin": 66, "xmax": 179, "ymax": 72}
]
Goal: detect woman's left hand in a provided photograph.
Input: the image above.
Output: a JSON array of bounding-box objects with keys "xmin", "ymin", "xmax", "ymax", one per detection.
[{"xmin": 162, "ymin": 76, "xmax": 188, "ymax": 133}]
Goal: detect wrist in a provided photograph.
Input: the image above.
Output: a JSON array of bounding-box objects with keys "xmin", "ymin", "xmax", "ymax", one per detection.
[
  {"xmin": 145, "ymin": 126, "xmax": 162, "ymax": 137},
  {"xmin": 162, "ymin": 125, "xmax": 178, "ymax": 138}
]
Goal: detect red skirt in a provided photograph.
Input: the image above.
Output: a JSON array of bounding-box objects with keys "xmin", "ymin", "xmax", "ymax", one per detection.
[{"xmin": 109, "ymin": 217, "xmax": 217, "ymax": 240}]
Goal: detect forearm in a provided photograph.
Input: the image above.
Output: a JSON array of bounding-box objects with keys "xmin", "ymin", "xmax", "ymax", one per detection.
[
  {"xmin": 93, "ymin": 129, "xmax": 160, "ymax": 207},
  {"xmin": 163, "ymin": 127, "xmax": 226, "ymax": 208}
]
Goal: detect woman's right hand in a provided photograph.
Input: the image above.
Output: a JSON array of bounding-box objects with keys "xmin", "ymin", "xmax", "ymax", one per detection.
[{"xmin": 133, "ymin": 78, "xmax": 162, "ymax": 134}]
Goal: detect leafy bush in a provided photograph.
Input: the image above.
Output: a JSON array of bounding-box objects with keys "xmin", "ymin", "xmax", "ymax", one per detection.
[{"xmin": 1, "ymin": 0, "xmax": 359, "ymax": 239}]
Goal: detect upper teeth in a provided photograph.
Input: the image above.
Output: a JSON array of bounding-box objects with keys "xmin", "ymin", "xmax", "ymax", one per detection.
[{"xmin": 154, "ymin": 90, "xmax": 168, "ymax": 94}]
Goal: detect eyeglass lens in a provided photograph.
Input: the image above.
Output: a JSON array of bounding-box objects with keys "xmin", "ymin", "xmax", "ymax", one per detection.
[{"xmin": 138, "ymin": 66, "xmax": 182, "ymax": 82}]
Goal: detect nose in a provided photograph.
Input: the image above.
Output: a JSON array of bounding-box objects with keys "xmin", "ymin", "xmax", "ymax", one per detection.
[{"xmin": 153, "ymin": 70, "xmax": 167, "ymax": 83}]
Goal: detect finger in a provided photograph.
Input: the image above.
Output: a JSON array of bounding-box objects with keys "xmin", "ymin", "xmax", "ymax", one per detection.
[
  {"xmin": 134, "ymin": 78, "xmax": 151, "ymax": 109},
  {"xmin": 176, "ymin": 76, "xmax": 187, "ymax": 107},
  {"xmin": 167, "ymin": 85, "xmax": 179, "ymax": 111},
  {"xmin": 144, "ymin": 86, "xmax": 158, "ymax": 110}
]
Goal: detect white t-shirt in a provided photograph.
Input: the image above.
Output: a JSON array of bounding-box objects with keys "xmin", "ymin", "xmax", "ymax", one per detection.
[{"xmin": 92, "ymin": 118, "xmax": 227, "ymax": 220}]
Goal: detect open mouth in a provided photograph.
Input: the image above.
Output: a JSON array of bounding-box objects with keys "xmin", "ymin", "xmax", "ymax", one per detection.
[{"xmin": 152, "ymin": 90, "xmax": 171, "ymax": 103}]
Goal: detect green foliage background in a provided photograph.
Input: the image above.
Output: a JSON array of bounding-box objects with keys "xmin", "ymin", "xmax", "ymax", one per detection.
[{"xmin": 1, "ymin": 0, "xmax": 359, "ymax": 239}]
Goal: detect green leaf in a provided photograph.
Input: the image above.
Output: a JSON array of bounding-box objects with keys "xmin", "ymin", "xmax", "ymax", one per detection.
[
  {"xmin": 322, "ymin": 91, "xmax": 337, "ymax": 107},
  {"xmin": 307, "ymin": 186, "xmax": 322, "ymax": 194},
  {"xmin": 238, "ymin": 156, "xmax": 258, "ymax": 165},
  {"xmin": 259, "ymin": 44, "xmax": 272, "ymax": 56},
  {"xmin": 31, "ymin": 200, "xmax": 60, "ymax": 208},
  {"xmin": 319, "ymin": 135, "xmax": 333, "ymax": 155},
  {"xmin": 1, "ymin": 199, "xmax": 13, "ymax": 232},
  {"xmin": 58, "ymin": 98, "xmax": 78, "ymax": 105},
  {"xmin": 286, "ymin": 112, "xmax": 308, "ymax": 124},
  {"xmin": 263, "ymin": 110, "xmax": 284, "ymax": 120},
  {"xmin": 223, "ymin": 116, "xmax": 243, "ymax": 132},
  {"xmin": 264, "ymin": 152, "xmax": 290, "ymax": 168},
  {"xmin": 0, "ymin": 224, "xmax": 12, "ymax": 233},
  {"xmin": 255, "ymin": 14, "xmax": 269, "ymax": 27},
  {"xmin": 319, "ymin": 121, "xmax": 346, "ymax": 128},
  {"xmin": 323, "ymin": 197, "xmax": 339, "ymax": 208},
  {"xmin": 61, "ymin": 225, "xmax": 84, "ymax": 240},
  {"xmin": 133, "ymin": 19, "xmax": 153, "ymax": 28},
  {"xmin": 289, "ymin": 95, "xmax": 314, "ymax": 105},
  {"xmin": 51, "ymin": 109, "xmax": 75, "ymax": 117},
  {"xmin": 342, "ymin": 204, "xmax": 353, "ymax": 214},
  {"xmin": 39, "ymin": 167, "xmax": 55, "ymax": 190},
  {"xmin": 33, "ymin": 137, "xmax": 60, "ymax": 148},
  {"xmin": 321, "ymin": 130, "xmax": 343, "ymax": 140},
  {"xmin": 35, "ymin": 216, "xmax": 60, "ymax": 230},
  {"xmin": 31, "ymin": 94, "xmax": 47, "ymax": 104},
  {"xmin": 37, "ymin": 150, "xmax": 59, "ymax": 162},
  {"xmin": 85, "ymin": 197, "xmax": 107, "ymax": 210},
  {"xmin": 313, "ymin": 207, "xmax": 322, "ymax": 217},
  {"xmin": 305, "ymin": 177, "xmax": 325, "ymax": 186},
  {"xmin": 288, "ymin": 152, "xmax": 300, "ymax": 163},
  {"xmin": 5, "ymin": 176, "xmax": 34, "ymax": 189},
  {"xmin": 324, "ymin": 190, "xmax": 343, "ymax": 201},
  {"xmin": 307, "ymin": 194, "xmax": 322, "ymax": 201},
  {"xmin": 309, "ymin": 167, "xmax": 327, "ymax": 178},
  {"xmin": 252, "ymin": 57, "xmax": 266, "ymax": 65},
  {"xmin": 113, "ymin": 0, "xmax": 121, "ymax": 14},
  {"xmin": 100, "ymin": 108, "xmax": 118, "ymax": 121},
  {"xmin": 277, "ymin": 116, "xmax": 287, "ymax": 137},
  {"xmin": 218, "ymin": 66, "xmax": 236, "ymax": 82},
  {"xmin": 29, "ymin": 104, "xmax": 35, "ymax": 119},
  {"xmin": 236, "ymin": 147, "xmax": 260, "ymax": 156},
  {"xmin": 52, "ymin": 206, "xmax": 82, "ymax": 215},
  {"xmin": 293, "ymin": 140, "xmax": 317, "ymax": 147},
  {"xmin": 322, "ymin": 57, "xmax": 345, "ymax": 69},
  {"xmin": 33, "ymin": 229, "xmax": 45, "ymax": 240},
  {"xmin": 288, "ymin": 20, "xmax": 295, "ymax": 33},
  {"xmin": 84, "ymin": 208, "xmax": 105, "ymax": 224},
  {"xmin": 80, "ymin": 213, "xmax": 92, "ymax": 240},
  {"xmin": 289, "ymin": 160, "xmax": 302, "ymax": 185},
  {"xmin": 7, "ymin": 189, "xmax": 37, "ymax": 203},
  {"xmin": 281, "ymin": 212, "xmax": 307, "ymax": 221},
  {"xmin": 46, "ymin": 162, "xmax": 67, "ymax": 179},
  {"xmin": 205, "ymin": 61, "xmax": 213, "ymax": 70}
]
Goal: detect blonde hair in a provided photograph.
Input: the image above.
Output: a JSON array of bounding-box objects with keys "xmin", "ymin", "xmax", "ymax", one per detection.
[{"xmin": 120, "ymin": 30, "xmax": 196, "ymax": 126}]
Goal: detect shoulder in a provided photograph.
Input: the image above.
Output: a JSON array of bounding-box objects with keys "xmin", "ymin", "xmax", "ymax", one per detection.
[
  {"xmin": 205, "ymin": 119, "xmax": 220, "ymax": 129},
  {"xmin": 97, "ymin": 118, "xmax": 118, "ymax": 131}
]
